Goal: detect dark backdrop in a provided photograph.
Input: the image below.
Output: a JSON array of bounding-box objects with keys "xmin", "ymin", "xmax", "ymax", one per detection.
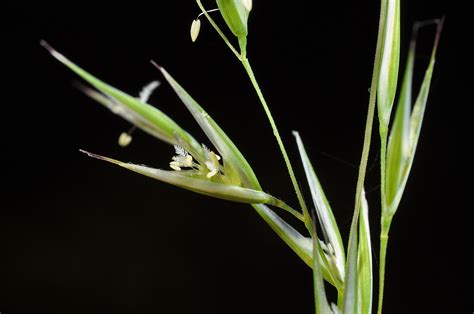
[{"xmin": 2, "ymin": 1, "xmax": 469, "ymax": 313}]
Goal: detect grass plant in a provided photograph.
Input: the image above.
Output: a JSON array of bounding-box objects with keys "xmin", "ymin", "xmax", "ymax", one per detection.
[{"xmin": 42, "ymin": 1, "xmax": 442, "ymax": 312}]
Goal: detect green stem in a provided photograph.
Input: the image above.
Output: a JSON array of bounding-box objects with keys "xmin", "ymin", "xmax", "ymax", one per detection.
[
  {"xmin": 240, "ymin": 56, "xmax": 311, "ymax": 234},
  {"xmin": 337, "ymin": 287, "xmax": 345, "ymax": 309},
  {"xmin": 378, "ymin": 131, "xmax": 388, "ymax": 314},
  {"xmin": 343, "ymin": 0, "xmax": 388, "ymax": 311},
  {"xmin": 269, "ymin": 197, "xmax": 305, "ymax": 222},
  {"xmin": 380, "ymin": 133, "xmax": 388, "ymax": 213},
  {"xmin": 377, "ymin": 231, "xmax": 389, "ymax": 314},
  {"xmin": 195, "ymin": 0, "xmax": 242, "ymax": 60},
  {"xmin": 347, "ymin": 0, "xmax": 387, "ymax": 257},
  {"xmin": 195, "ymin": 0, "xmax": 309, "ymax": 232}
]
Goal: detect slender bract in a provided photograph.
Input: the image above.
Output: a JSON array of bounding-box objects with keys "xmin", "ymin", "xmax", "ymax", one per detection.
[
  {"xmin": 385, "ymin": 31, "xmax": 415, "ymax": 217},
  {"xmin": 310, "ymin": 212, "xmax": 334, "ymax": 314},
  {"xmin": 358, "ymin": 191, "xmax": 373, "ymax": 314},
  {"xmin": 252, "ymin": 204, "xmax": 340, "ymax": 288},
  {"xmin": 377, "ymin": 0, "xmax": 401, "ymax": 133},
  {"xmin": 385, "ymin": 20, "xmax": 443, "ymax": 219},
  {"xmin": 293, "ymin": 131, "xmax": 345, "ymax": 285},
  {"xmin": 80, "ymin": 150, "xmax": 271, "ymax": 204}
]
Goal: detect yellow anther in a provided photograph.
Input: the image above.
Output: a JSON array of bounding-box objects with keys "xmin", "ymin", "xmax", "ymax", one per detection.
[
  {"xmin": 190, "ymin": 19, "xmax": 201, "ymax": 42},
  {"xmin": 118, "ymin": 132, "xmax": 132, "ymax": 147},
  {"xmin": 169, "ymin": 161, "xmax": 182, "ymax": 171}
]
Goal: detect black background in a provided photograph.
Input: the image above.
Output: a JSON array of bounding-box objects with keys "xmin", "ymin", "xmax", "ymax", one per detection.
[{"xmin": 2, "ymin": 1, "xmax": 470, "ymax": 313}]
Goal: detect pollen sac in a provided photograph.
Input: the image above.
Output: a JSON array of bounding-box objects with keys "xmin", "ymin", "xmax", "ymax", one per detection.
[
  {"xmin": 170, "ymin": 145, "xmax": 196, "ymax": 171},
  {"xmin": 118, "ymin": 132, "xmax": 132, "ymax": 147},
  {"xmin": 202, "ymin": 145, "xmax": 221, "ymax": 178},
  {"xmin": 205, "ymin": 157, "xmax": 219, "ymax": 178},
  {"xmin": 190, "ymin": 19, "xmax": 201, "ymax": 42},
  {"xmin": 216, "ymin": 0, "xmax": 251, "ymax": 38},
  {"xmin": 169, "ymin": 161, "xmax": 182, "ymax": 171}
]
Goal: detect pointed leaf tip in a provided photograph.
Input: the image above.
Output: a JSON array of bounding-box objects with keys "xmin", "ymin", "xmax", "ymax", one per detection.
[
  {"xmin": 39, "ymin": 39, "xmax": 50, "ymax": 49},
  {"xmin": 150, "ymin": 60, "xmax": 162, "ymax": 70},
  {"xmin": 79, "ymin": 149, "xmax": 119, "ymax": 165},
  {"xmin": 79, "ymin": 149, "xmax": 94, "ymax": 157},
  {"xmin": 433, "ymin": 16, "xmax": 445, "ymax": 54},
  {"xmin": 40, "ymin": 40, "xmax": 67, "ymax": 63}
]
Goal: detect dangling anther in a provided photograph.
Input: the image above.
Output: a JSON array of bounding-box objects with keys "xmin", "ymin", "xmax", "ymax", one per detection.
[
  {"xmin": 190, "ymin": 8, "xmax": 220, "ymax": 42},
  {"xmin": 118, "ymin": 81, "xmax": 161, "ymax": 147},
  {"xmin": 118, "ymin": 126, "xmax": 136, "ymax": 147}
]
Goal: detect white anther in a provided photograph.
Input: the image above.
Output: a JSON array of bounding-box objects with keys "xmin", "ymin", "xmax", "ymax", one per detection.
[
  {"xmin": 206, "ymin": 168, "xmax": 218, "ymax": 179},
  {"xmin": 118, "ymin": 132, "xmax": 132, "ymax": 147},
  {"xmin": 190, "ymin": 19, "xmax": 201, "ymax": 42},
  {"xmin": 169, "ymin": 161, "xmax": 182, "ymax": 171},
  {"xmin": 170, "ymin": 145, "xmax": 195, "ymax": 171}
]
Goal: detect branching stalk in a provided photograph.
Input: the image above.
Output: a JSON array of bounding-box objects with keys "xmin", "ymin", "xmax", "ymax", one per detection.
[
  {"xmin": 270, "ymin": 197, "xmax": 305, "ymax": 222},
  {"xmin": 195, "ymin": 0, "xmax": 310, "ymax": 233},
  {"xmin": 240, "ymin": 57, "xmax": 312, "ymax": 234}
]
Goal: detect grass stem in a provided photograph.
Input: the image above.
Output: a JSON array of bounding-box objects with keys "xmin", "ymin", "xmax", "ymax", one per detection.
[
  {"xmin": 195, "ymin": 0, "xmax": 310, "ymax": 233},
  {"xmin": 240, "ymin": 57, "xmax": 312, "ymax": 234},
  {"xmin": 378, "ymin": 129, "xmax": 389, "ymax": 314},
  {"xmin": 337, "ymin": 287, "xmax": 345, "ymax": 309},
  {"xmin": 377, "ymin": 232, "xmax": 389, "ymax": 314},
  {"xmin": 270, "ymin": 197, "xmax": 305, "ymax": 222},
  {"xmin": 343, "ymin": 0, "xmax": 389, "ymax": 311}
]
